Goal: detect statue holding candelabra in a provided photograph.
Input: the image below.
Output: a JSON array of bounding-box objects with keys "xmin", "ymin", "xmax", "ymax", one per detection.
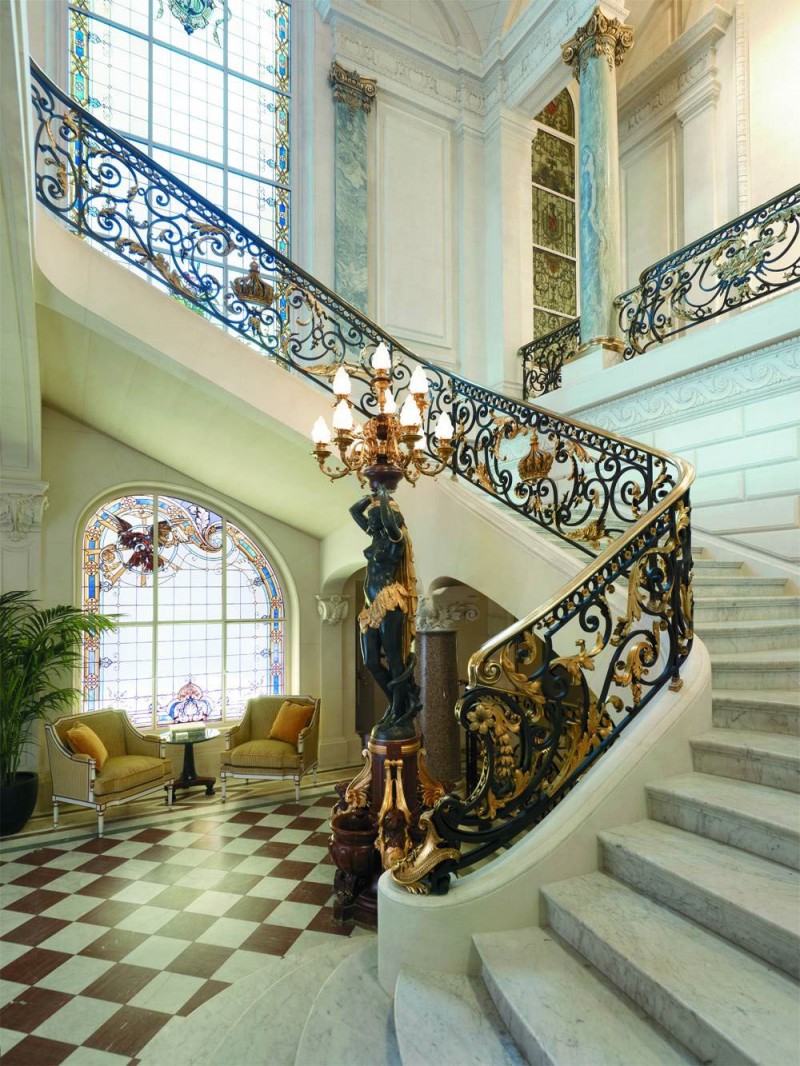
[{"xmin": 311, "ymin": 342, "xmax": 455, "ymax": 922}]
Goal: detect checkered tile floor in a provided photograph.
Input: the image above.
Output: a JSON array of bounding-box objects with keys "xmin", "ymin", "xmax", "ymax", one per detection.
[{"xmin": 0, "ymin": 789, "xmax": 355, "ymax": 1065}]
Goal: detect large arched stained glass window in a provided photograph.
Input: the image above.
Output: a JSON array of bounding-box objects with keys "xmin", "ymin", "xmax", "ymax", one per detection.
[
  {"xmin": 531, "ymin": 89, "xmax": 578, "ymax": 338},
  {"xmin": 82, "ymin": 493, "xmax": 285, "ymax": 730}
]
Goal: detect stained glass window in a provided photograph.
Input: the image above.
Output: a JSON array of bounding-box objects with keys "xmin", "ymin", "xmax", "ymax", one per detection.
[
  {"xmin": 82, "ymin": 493, "xmax": 286, "ymax": 730},
  {"xmin": 67, "ymin": 0, "xmax": 291, "ymax": 256},
  {"xmin": 532, "ymin": 90, "xmax": 577, "ymax": 338}
]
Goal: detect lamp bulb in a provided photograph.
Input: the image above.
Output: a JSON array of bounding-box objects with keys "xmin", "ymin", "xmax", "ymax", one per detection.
[
  {"xmin": 400, "ymin": 395, "xmax": 422, "ymax": 427},
  {"xmin": 371, "ymin": 342, "xmax": 391, "ymax": 371},
  {"xmin": 409, "ymin": 366, "xmax": 429, "ymax": 395},
  {"xmin": 435, "ymin": 411, "xmax": 454, "ymax": 441},
  {"xmin": 383, "ymin": 389, "xmax": 397, "ymax": 415},
  {"xmin": 332, "ymin": 399, "xmax": 354, "ymax": 431},
  {"xmin": 312, "ymin": 416, "xmax": 331, "ymax": 444},
  {"xmin": 332, "ymin": 366, "xmax": 351, "ymax": 397}
]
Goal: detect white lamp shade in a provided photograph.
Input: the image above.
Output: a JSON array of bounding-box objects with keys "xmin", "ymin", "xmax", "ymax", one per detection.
[
  {"xmin": 400, "ymin": 395, "xmax": 422, "ymax": 427},
  {"xmin": 435, "ymin": 411, "xmax": 454, "ymax": 440},
  {"xmin": 383, "ymin": 389, "xmax": 397, "ymax": 414},
  {"xmin": 312, "ymin": 416, "xmax": 331, "ymax": 444},
  {"xmin": 332, "ymin": 366, "xmax": 351, "ymax": 396},
  {"xmin": 333, "ymin": 399, "xmax": 354, "ymax": 431},
  {"xmin": 371, "ymin": 342, "xmax": 391, "ymax": 371},
  {"xmin": 409, "ymin": 366, "xmax": 430, "ymax": 395}
]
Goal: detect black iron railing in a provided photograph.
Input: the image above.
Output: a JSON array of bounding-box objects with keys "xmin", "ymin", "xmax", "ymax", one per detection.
[
  {"xmin": 616, "ymin": 184, "xmax": 800, "ymax": 358},
  {"xmin": 31, "ymin": 59, "xmax": 694, "ymax": 894},
  {"xmin": 521, "ymin": 185, "xmax": 800, "ymax": 398},
  {"xmin": 519, "ymin": 318, "xmax": 580, "ymax": 398}
]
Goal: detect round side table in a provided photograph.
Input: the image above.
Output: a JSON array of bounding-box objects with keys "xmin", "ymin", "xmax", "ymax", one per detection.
[{"xmin": 163, "ymin": 728, "xmax": 220, "ymax": 797}]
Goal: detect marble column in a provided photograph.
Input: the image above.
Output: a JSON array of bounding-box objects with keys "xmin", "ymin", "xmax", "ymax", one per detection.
[
  {"xmin": 329, "ymin": 62, "xmax": 376, "ymax": 314},
  {"xmin": 562, "ymin": 7, "xmax": 633, "ymax": 354},
  {"xmin": 415, "ymin": 594, "xmax": 479, "ymax": 786}
]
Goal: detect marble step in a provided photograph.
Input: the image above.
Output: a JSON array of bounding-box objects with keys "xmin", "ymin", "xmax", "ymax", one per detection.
[
  {"xmin": 713, "ymin": 690, "xmax": 800, "ymax": 735},
  {"xmin": 138, "ymin": 952, "xmax": 307, "ymax": 1065},
  {"xmin": 542, "ymin": 872, "xmax": 799, "ymax": 1066},
  {"xmin": 599, "ymin": 820, "xmax": 800, "ymax": 978},
  {"xmin": 710, "ymin": 649, "xmax": 800, "ymax": 690},
  {"xmin": 295, "ymin": 940, "xmax": 400, "ymax": 1066},
  {"xmin": 696, "ymin": 617, "xmax": 800, "ymax": 653},
  {"xmin": 193, "ymin": 936, "xmax": 369, "ymax": 1066},
  {"xmin": 692, "ymin": 575, "xmax": 787, "ymax": 597},
  {"xmin": 694, "ymin": 595, "xmax": 800, "ymax": 622},
  {"xmin": 473, "ymin": 926, "xmax": 695, "ymax": 1066},
  {"xmin": 690, "ymin": 728, "xmax": 800, "ymax": 792},
  {"xmin": 395, "ymin": 966, "xmax": 526, "ymax": 1066},
  {"xmin": 646, "ymin": 772, "xmax": 800, "ymax": 870},
  {"xmin": 693, "ymin": 559, "xmax": 744, "ymax": 573}
]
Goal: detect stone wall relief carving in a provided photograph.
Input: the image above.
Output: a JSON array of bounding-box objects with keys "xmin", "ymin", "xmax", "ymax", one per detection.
[
  {"xmin": 317, "ymin": 594, "xmax": 350, "ymax": 625},
  {"xmin": 416, "ymin": 588, "xmax": 479, "ymax": 633},
  {"xmin": 578, "ymin": 337, "xmax": 800, "ymax": 435},
  {"xmin": 0, "ymin": 488, "xmax": 49, "ymax": 544}
]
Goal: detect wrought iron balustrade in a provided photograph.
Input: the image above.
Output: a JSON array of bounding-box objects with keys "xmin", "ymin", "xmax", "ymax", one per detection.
[
  {"xmin": 31, "ymin": 59, "xmax": 694, "ymax": 894},
  {"xmin": 616, "ymin": 184, "xmax": 800, "ymax": 358},
  {"xmin": 519, "ymin": 317, "xmax": 580, "ymax": 399}
]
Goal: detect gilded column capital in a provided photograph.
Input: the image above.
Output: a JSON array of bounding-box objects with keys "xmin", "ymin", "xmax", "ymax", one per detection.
[
  {"xmin": 329, "ymin": 61, "xmax": 377, "ymax": 115},
  {"xmin": 562, "ymin": 6, "xmax": 634, "ymax": 79}
]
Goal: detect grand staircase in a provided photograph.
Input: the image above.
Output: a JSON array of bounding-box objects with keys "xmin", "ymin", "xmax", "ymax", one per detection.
[{"xmin": 138, "ymin": 548, "xmax": 799, "ymax": 1066}]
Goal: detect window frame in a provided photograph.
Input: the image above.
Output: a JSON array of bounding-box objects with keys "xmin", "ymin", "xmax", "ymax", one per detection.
[{"xmin": 77, "ymin": 486, "xmax": 292, "ymax": 731}]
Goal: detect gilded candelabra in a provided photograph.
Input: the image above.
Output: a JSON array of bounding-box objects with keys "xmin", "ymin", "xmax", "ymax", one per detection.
[{"xmin": 311, "ymin": 343, "xmax": 455, "ymax": 491}]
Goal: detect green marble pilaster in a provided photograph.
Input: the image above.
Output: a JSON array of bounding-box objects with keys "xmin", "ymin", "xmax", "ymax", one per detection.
[
  {"xmin": 329, "ymin": 62, "xmax": 376, "ymax": 314},
  {"xmin": 562, "ymin": 7, "xmax": 633, "ymax": 351}
]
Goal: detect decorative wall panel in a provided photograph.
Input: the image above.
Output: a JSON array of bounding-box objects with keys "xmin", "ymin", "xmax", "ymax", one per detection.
[{"xmin": 377, "ymin": 101, "xmax": 453, "ymax": 351}]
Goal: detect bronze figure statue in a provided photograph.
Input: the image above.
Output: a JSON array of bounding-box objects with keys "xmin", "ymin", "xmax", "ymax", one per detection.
[{"xmin": 351, "ymin": 488, "xmax": 421, "ymax": 739}]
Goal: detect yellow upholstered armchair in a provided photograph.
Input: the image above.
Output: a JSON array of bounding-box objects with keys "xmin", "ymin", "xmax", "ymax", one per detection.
[
  {"xmin": 45, "ymin": 709, "xmax": 174, "ymax": 836},
  {"xmin": 220, "ymin": 695, "xmax": 320, "ymax": 802}
]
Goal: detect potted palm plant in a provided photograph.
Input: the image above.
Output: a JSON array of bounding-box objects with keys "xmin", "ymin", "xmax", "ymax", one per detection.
[{"xmin": 0, "ymin": 591, "xmax": 116, "ymax": 837}]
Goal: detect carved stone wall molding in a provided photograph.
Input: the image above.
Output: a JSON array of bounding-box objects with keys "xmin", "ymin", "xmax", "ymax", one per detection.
[
  {"xmin": 562, "ymin": 6, "xmax": 634, "ymax": 79},
  {"xmin": 734, "ymin": 0, "xmax": 751, "ymax": 212},
  {"xmin": 329, "ymin": 60, "xmax": 377, "ymax": 114},
  {"xmin": 416, "ymin": 591, "xmax": 479, "ymax": 633},
  {"xmin": 0, "ymin": 482, "xmax": 49, "ymax": 544},
  {"xmin": 578, "ymin": 336, "xmax": 800, "ymax": 435},
  {"xmin": 317, "ymin": 594, "xmax": 349, "ymax": 625},
  {"xmin": 619, "ymin": 5, "xmax": 732, "ymax": 145}
]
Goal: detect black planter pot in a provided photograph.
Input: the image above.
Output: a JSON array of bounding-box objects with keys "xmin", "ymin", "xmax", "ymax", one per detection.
[{"xmin": 0, "ymin": 772, "xmax": 39, "ymax": 837}]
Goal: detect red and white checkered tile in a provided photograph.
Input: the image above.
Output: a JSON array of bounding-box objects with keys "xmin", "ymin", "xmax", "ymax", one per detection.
[{"xmin": 0, "ymin": 791, "xmax": 352, "ymax": 1065}]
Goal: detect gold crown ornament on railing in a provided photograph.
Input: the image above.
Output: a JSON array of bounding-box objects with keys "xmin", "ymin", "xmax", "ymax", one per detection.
[{"xmin": 310, "ymin": 342, "xmax": 456, "ymax": 492}]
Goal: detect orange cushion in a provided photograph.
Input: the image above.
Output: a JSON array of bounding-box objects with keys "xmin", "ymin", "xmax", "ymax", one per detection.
[
  {"xmin": 66, "ymin": 724, "xmax": 109, "ymax": 770},
  {"xmin": 268, "ymin": 701, "xmax": 313, "ymax": 745}
]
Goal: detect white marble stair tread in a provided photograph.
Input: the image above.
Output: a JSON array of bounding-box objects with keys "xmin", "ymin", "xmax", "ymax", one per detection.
[
  {"xmin": 693, "ymin": 595, "xmax": 800, "ymax": 621},
  {"xmin": 646, "ymin": 772, "xmax": 800, "ymax": 869},
  {"xmin": 138, "ymin": 952, "xmax": 301, "ymax": 1065},
  {"xmin": 473, "ymin": 926, "xmax": 695, "ymax": 1066},
  {"xmin": 542, "ymin": 871, "xmax": 799, "ymax": 1066},
  {"xmin": 693, "ymin": 559, "xmax": 743, "ymax": 571},
  {"xmin": 690, "ymin": 728, "xmax": 800, "ymax": 792},
  {"xmin": 295, "ymin": 939, "xmax": 399, "ymax": 1066},
  {"xmin": 692, "ymin": 575, "xmax": 787, "ymax": 595},
  {"xmin": 696, "ymin": 618, "xmax": 800, "ymax": 652},
  {"xmin": 394, "ymin": 965, "xmax": 526, "ymax": 1066},
  {"xmin": 599, "ymin": 819, "xmax": 800, "ymax": 977},
  {"xmin": 713, "ymin": 689, "xmax": 800, "ymax": 735},
  {"xmin": 194, "ymin": 935, "xmax": 369, "ymax": 1066}
]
